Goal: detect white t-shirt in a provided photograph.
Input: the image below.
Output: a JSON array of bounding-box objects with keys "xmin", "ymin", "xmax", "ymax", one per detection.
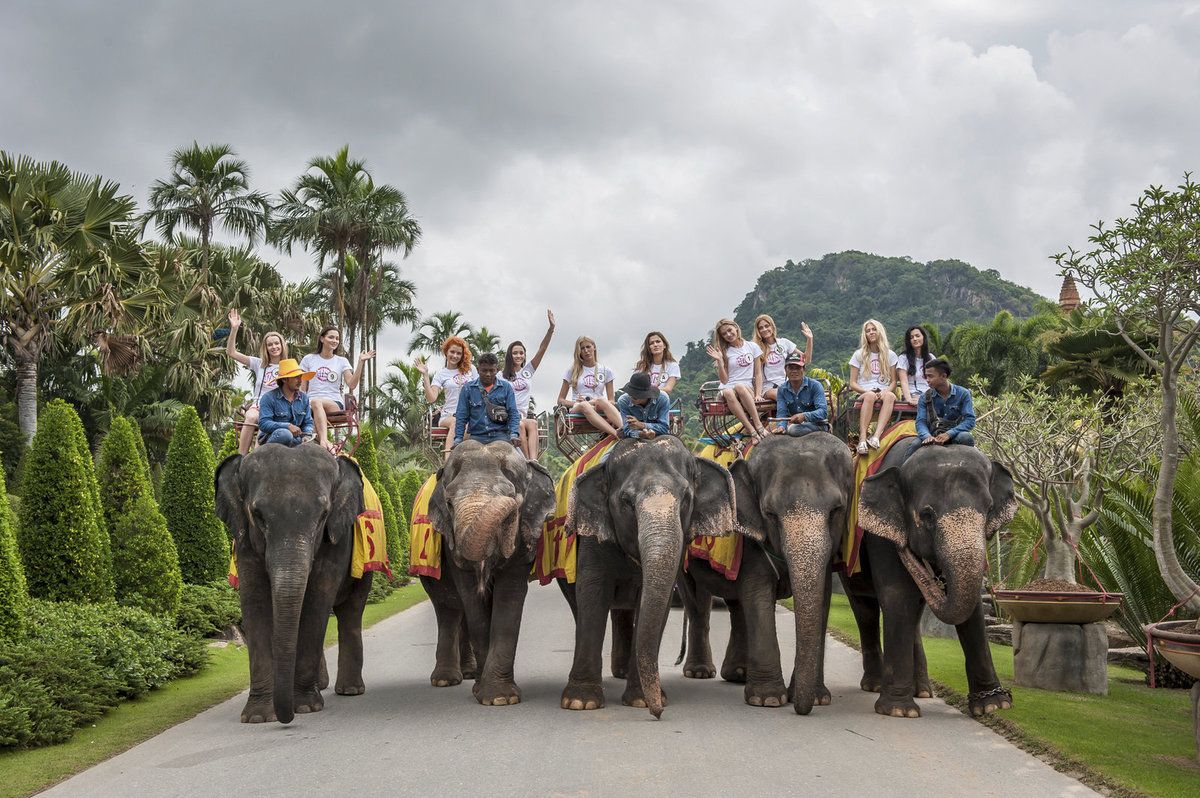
[
  {"xmin": 849, "ymin": 348, "xmax": 899, "ymax": 391},
  {"xmin": 246, "ymin": 356, "xmax": 280, "ymax": 405},
  {"xmin": 300, "ymin": 353, "xmax": 353, "ymax": 402},
  {"xmin": 562, "ymin": 364, "xmax": 615, "ymax": 400},
  {"xmin": 720, "ymin": 341, "xmax": 763, "ymax": 388},
  {"xmin": 647, "ymin": 361, "xmax": 682, "ymax": 392},
  {"xmin": 760, "ymin": 337, "xmax": 797, "ymax": 387},
  {"xmin": 896, "ymin": 352, "xmax": 937, "ymax": 397},
  {"xmin": 508, "ymin": 366, "xmax": 536, "ymax": 414},
  {"xmin": 433, "ymin": 366, "xmax": 478, "ymax": 417}
]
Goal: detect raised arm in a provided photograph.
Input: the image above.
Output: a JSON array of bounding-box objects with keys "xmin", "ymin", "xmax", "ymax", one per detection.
[
  {"xmin": 530, "ymin": 310, "xmax": 556, "ymax": 371},
  {"xmin": 800, "ymin": 322, "xmax": 814, "ymax": 366},
  {"xmin": 706, "ymin": 345, "xmax": 728, "ymax": 383},
  {"xmin": 416, "ymin": 357, "xmax": 441, "ymax": 403},
  {"xmin": 344, "ymin": 350, "xmax": 374, "ymax": 392},
  {"xmin": 225, "ymin": 309, "xmax": 252, "ymax": 367}
]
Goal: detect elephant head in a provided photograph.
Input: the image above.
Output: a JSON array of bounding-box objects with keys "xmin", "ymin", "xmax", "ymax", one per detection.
[
  {"xmin": 729, "ymin": 433, "xmax": 854, "ymax": 714},
  {"xmin": 426, "ymin": 440, "xmax": 556, "ymax": 587},
  {"xmin": 567, "ymin": 436, "xmax": 736, "ymax": 718},
  {"xmin": 859, "ymin": 445, "xmax": 1016, "ymax": 626},
  {"xmin": 214, "ymin": 445, "xmax": 364, "ymax": 724}
]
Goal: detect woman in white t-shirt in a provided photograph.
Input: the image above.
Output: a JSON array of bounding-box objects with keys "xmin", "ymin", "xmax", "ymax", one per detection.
[
  {"xmin": 556, "ymin": 335, "xmax": 622, "ymax": 440},
  {"xmin": 300, "ymin": 326, "xmax": 374, "ymax": 452},
  {"xmin": 225, "ymin": 309, "xmax": 289, "ymax": 455},
  {"xmin": 634, "ymin": 331, "xmax": 682, "ymax": 394},
  {"xmin": 848, "ymin": 319, "xmax": 898, "ymax": 456},
  {"xmin": 503, "ymin": 309, "xmax": 556, "ymax": 460},
  {"xmin": 752, "ymin": 314, "xmax": 814, "ymax": 400},
  {"xmin": 415, "ymin": 335, "xmax": 477, "ymax": 457},
  {"xmin": 705, "ymin": 317, "xmax": 769, "ymax": 443},
  {"xmin": 896, "ymin": 325, "xmax": 937, "ymax": 404}
]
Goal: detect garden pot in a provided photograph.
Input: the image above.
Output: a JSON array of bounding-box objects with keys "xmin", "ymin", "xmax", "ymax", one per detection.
[
  {"xmin": 993, "ymin": 589, "xmax": 1123, "ymax": 624},
  {"xmin": 1145, "ymin": 620, "xmax": 1200, "ymax": 679}
]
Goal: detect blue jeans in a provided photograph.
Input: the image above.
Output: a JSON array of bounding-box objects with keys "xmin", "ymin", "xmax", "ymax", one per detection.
[
  {"xmin": 785, "ymin": 422, "xmax": 824, "ymax": 437},
  {"xmin": 261, "ymin": 428, "xmax": 303, "ymax": 447},
  {"xmin": 459, "ymin": 430, "xmax": 515, "ymax": 446},
  {"xmin": 905, "ymin": 430, "xmax": 975, "ymax": 460}
]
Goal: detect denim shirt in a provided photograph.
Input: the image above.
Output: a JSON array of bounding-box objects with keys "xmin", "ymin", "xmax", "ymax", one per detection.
[
  {"xmin": 617, "ymin": 393, "xmax": 672, "ymax": 438},
  {"xmin": 257, "ymin": 387, "xmax": 314, "ymax": 439},
  {"xmin": 454, "ymin": 378, "xmax": 520, "ymax": 444},
  {"xmin": 775, "ymin": 377, "xmax": 828, "ymax": 429},
  {"xmin": 915, "ymin": 383, "xmax": 976, "ymax": 439}
]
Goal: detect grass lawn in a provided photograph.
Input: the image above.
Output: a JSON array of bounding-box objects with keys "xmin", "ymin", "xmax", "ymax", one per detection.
[
  {"xmin": 0, "ymin": 580, "xmax": 428, "ymax": 798},
  {"xmin": 820, "ymin": 593, "xmax": 1199, "ymax": 798}
]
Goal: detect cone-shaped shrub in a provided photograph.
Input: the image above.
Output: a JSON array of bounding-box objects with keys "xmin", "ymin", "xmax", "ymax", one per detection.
[
  {"xmin": 398, "ymin": 469, "xmax": 425, "ymax": 524},
  {"xmin": 97, "ymin": 418, "xmax": 183, "ymax": 617},
  {"xmin": 381, "ymin": 467, "xmax": 408, "ymax": 575},
  {"xmin": 161, "ymin": 406, "xmax": 229, "ymax": 584},
  {"xmin": 17, "ymin": 400, "xmax": 113, "ymax": 602},
  {"xmin": 215, "ymin": 428, "xmax": 238, "ymax": 461},
  {"xmin": 354, "ymin": 430, "xmax": 401, "ymax": 571},
  {"xmin": 130, "ymin": 419, "xmax": 153, "ymax": 485},
  {"xmin": 0, "ymin": 468, "xmax": 26, "ymax": 641}
]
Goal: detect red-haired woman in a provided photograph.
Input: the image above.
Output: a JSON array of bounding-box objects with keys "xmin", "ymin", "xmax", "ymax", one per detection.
[{"xmin": 416, "ymin": 335, "xmax": 478, "ymax": 457}]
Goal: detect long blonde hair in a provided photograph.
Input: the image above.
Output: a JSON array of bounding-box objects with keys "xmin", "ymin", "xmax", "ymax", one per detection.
[
  {"xmin": 258, "ymin": 331, "xmax": 289, "ymax": 366},
  {"xmin": 855, "ymin": 319, "xmax": 892, "ymax": 364},
  {"xmin": 569, "ymin": 335, "xmax": 599, "ymax": 391},
  {"xmin": 712, "ymin": 318, "xmax": 745, "ymax": 355},
  {"xmin": 751, "ymin": 314, "xmax": 778, "ymax": 356}
]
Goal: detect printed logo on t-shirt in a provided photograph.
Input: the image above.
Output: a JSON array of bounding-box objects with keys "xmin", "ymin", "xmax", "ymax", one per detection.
[
  {"xmin": 315, "ymin": 366, "xmax": 339, "ymax": 383},
  {"xmin": 263, "ymin": 368, "xmax": 278, "ymax": 390},
  {"xmin": 766, "ymin": 343, "xmax": 785, "ymax": 365},
  {"xmin": 735, "ymin": 352, "xmax": 754, "ymax": 367},
  {"xmin": 582, "ymin": 372, "xmax": 599, "ymax": 390},
  {"xmin": 453, "ymin": 372, "xmax": 471, "ymax": 386},
  {"xmin": 650, "ymin": 370, "xmax": 663, "ymax": 387},
  {"xmin": 869, "ymin": 354, "xmax": 881, "ymax": 377},
  {"xmin": 512, "ymin": 369, "xmax": 531, "ymax": 392}
]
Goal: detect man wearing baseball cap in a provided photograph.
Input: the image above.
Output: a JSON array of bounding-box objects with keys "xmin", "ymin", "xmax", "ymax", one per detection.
[
  {"xmin": 772, "ymin": 351, "xmax": 828, "ymax": 437},
  {"xmin": 616, "ymin": 371, "xmax": 673, "ymax": 440},
  {"xmin": 256, "ymin": 358, "xmax": 317, "ymax": 447}
]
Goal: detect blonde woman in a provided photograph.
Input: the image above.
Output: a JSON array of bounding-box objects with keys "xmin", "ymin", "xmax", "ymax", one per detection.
[
  {"xmin": 557, "ymin": 335, "xmax": 622, "ymax": 439},
  {"xmin": 705, "ymin": 318, "xmax": 768, "ymax": 443},
  {"xmin": 848, "ymin": 319, "xmax": 898, "ymax": 455},
  {"xmin": 752, "ymin": 314, "xmax": 814, "ymax": 400},
  {"xmin": 226, "ymin": 308, "xmax": 289, "ymax": 455}
]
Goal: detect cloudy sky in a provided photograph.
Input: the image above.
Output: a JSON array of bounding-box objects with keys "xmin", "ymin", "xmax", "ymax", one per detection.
[{"xmin": 5, "ymin": 1, "xmax": 1200, "ymax": 408}]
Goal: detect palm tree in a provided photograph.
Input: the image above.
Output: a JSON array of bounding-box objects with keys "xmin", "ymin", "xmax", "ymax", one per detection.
[
  {"xmin": 0, "ymin": 152, "xmax": 159, "ymax": 441},
  {"xmin": 410, "ymin": 311, "xmax": 473, "ymax": 354},
  {"xmin": 374, "ymin": 359, "xmax": 430, "ymax": 447},
  {"xmin": 349, "ymin": 182, "xmax": 421, "ymax": 357},
  {"xmin": 1039, "ymin": 308, "xmax": 1155, "ymax": 399},
  {"xmin": 142, "ymin": 143, "xmax": 270, "ymax": 275},
  {"xmin": 466, "ymin": 326, "xmax": 502, "ymax": 359}
]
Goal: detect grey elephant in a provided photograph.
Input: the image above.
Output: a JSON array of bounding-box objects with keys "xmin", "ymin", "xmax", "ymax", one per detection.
[
  {"xmin": 846, "ymin": 442, "xmax": 1017, "ymax": 718},
  {"xmin": 421, "ymin": 439, "xmax": 556, "ymax": 706},
  {"xmin": 214, "ymin": 445, "xmax": 369, "ymax": 724},
  {"xmin": 679, "ymin": 432, "xmax": 854, "ymax": 714},
  {"xmin": 561, "ymin": 435, "xmax": 736, "ymax": 718}
]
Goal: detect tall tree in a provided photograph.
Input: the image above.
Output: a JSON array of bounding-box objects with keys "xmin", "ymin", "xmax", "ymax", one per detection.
[
  {"xmin": 348, "ymin": 182, "xmax": 421, "ymax": 359},
  {"xmin": 466, "ymin": 327, "xmax": 502, "ymax": 359},
  {"xmin": 142, "ymin": 142, "xmax": 270, "ymax": 276},
  {"xmin": 409, "ymin": 311, "xmax": 473, "ymax": 354}
]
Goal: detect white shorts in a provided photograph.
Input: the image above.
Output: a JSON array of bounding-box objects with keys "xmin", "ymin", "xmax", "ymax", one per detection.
[{"xmin": 718, "ymin": 381, "xmax": 754, "ymax": 392}]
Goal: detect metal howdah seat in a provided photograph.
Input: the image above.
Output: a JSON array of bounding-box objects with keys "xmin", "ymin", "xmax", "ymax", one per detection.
[
  {"xmin": 831, "ymin": 387, "xmax": 918, "ymax": 447},
  {"xmin": 553, "ymin": 393, "xmax": 684, "ymax": 460},
  {"xmin": 323, "ymin": 393, "xmax": 360, "ymax": 454},
  {"xmin": 696, "ymin": 380, "xmax": 775, "ymax": 450}
]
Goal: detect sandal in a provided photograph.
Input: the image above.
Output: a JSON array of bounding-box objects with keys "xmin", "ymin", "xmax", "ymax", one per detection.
[
  {"xmin": 856, "ymin": 441, "xmax": 869, "ymax": 456},
  {"xmin": 867, "ymin": 436, "xmax": 881, "ymax": 449}
]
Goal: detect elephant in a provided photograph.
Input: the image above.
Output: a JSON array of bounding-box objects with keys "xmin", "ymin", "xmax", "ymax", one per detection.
[
  {"xmin": 214, "ymin": 445, "xmax": 369, "ymax": 724},
  {"xmin": 561, "ymin": 435, "xmax": 737, "ymax": 718},
  {"xmin": 679, "ymin": 432, "xmax": 854, "ymax": 714},
  {"xmin": 421, "ymin": 439, "xmax": 556, "ymax": 706},
  {"xmin": 845, "ymin": 441, "xmax": 1017, "ymax": 718}
]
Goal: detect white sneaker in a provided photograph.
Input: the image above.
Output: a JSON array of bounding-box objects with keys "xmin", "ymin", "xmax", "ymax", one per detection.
[
  {"xmin": 856, "ymin": 441, "xmax": 869, "ymax": 455},
  {"xmin": 868, "ymin": 436, "xmax": 881, "ymax": 449}
]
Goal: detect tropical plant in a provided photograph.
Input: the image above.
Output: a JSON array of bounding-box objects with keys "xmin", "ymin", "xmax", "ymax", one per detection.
[
  {"xmin": 466, "ymin": 326, "xmax": 502, "ymax": 359},
  {"xmin": 0, "ymin": 467, "xmax": 26, "ymax": 641},
  {"xmin": 1038, "ymin": 308, "xmax": 1156, "ymax": 399},
  {"xmin": 160, "ymin": 406, "xmax": 229, "ymax": 583},
  {"xmin": 409, "ymin": 310, "xmax": 472, "ymax": 354},
  {"xmin": 374, "ymin": 359, "xmax": 431, "ymax": 448},
  {"xmin": 940, "ymin": 309, "xmax": 1060, "ymax": 395}
]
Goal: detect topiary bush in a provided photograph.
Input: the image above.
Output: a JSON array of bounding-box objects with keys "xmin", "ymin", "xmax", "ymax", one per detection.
[
  {"xmin": 398, "ymin": 468, "xmax": 425, "ymax": 525},
  {"xmin": 17, "ymin": 400, "xmax": 113, "ymax": 603},
  {"xmin": 161, "ymin": 406, "xmax": 230, "ymax": 584},
  {"xmin": 176, "ymin": 580, "xmax": 242, "ymax": 638},
  {"xmin": 130, "ymin": 419, "xmax": 152, "ymax": 484},
  {"xmin": 215, "ymin": 428, "xmax": 238, "ymax": 461},
  {"xmin": 0, "ymin": 468, "xmax": 26, "ymax": 642}
]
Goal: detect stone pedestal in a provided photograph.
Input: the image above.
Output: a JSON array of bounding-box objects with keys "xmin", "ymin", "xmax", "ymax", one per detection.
[
  {"xmin": 920, "ymin": 606, "xmax": 958, "ymax": 639},
  {"xmin": 1012, "ymin": 620, "xmax": 1108, "ymax": 695}
]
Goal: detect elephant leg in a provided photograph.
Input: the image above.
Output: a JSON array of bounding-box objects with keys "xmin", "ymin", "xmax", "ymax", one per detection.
[
  {"xmin": 318, "ymin": 652, "xmax": 330, "ymax": 691},
  {"xmin": 742, "ymin": 583, "xmax": 787, "ymax": 708},
  {"xmin": 678, "ymin": 576, "xmax": 716, "ymax": 679},
  {"xmin": 426, "ymin": 579, "xmax": 465, "ymax": 687},
  {"xmin": 237, "ymin": 558, "xmax": 276, "ymax": 723},
  {"xmin": 332, "ymin": 574, "xmax": 372, "ymax": 696},
  {"xmin": 955, "ymin": 601, "xmax": 1011, "ymax": 717},
  {"xmin": 721, "ymin": 598, "xmax": 749, "ymax": 683},
  {"xmin": 448, "ymin": 565, "xmax": 493, "ymax": 699},
  {"xmin": 473, "ymin": 561, "xmax": 529, "ymax": 706},
  {"xmin": 557, "ymin": 578, "xmax": 579, "ymax": 622},
  {"xmin": 562, "ymin": 539, "xmax": 617, "ymax": 710},
  {"xmin": 913, "ymin": 636, "xmax": 932, "ymax": 699},
  {"xmin": 842, "ymin": 575, "xmax": 884, "ymax": 693},
  {"xmin": 459, "ymin": 615, "xmax": 478, "ymax": 680},
  {"xmin": 875, "ymin": 581, "xmax": 923, "ymax": 719},
  {"xmin": 610, "ymin": 608, "xmax": 634, "ymax": 679}
]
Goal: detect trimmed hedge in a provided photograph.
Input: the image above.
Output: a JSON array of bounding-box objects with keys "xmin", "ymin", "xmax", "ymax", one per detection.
[
  {"xmin": 215, "ymin": 428, "xmax": 238, "ymax": 461},
  {"xmin": 382, "ymin": 466, "xmax": 409, "ymax": 577},
  {"xmin": 355, "ymin": 431, "xmax": 403, "ymax": 579},
  {"xmin": 96, "ymin": 417, "xmax": 152, "ymax": 526},
  {"xmin": 17, "ymin": 400, "xmax": 113, "ymax": 603},
  {"xmin": 130, "ymin": 418, "xmax": 153, "ymax": 486},
  {"xmin": 398, "ymin": 469, "xmax": 425, "ymax": 526},
  {"xmin": 175, "ymin": 580, "xmax": 241, "ymax": 638},
  {"xmin": 161, "ymin": 406, "xmax": 229, "ymax": 584},
  {"xmin": 0, "ymin": 469, "xmax": 26, "ymax": 641}
]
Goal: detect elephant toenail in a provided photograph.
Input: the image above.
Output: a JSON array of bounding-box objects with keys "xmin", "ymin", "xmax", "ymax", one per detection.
[
  {"xmin": 584, "ymin": 700, "xmax": 598, "ymax": 710},
  {"xmin": 765, "ymin": 697, "xmax": 781, "ymax": 707},
  {"xmin": 569, "ymin": 699, "xmax": 583, "ymax": 710},
  {"xmin": 749, "ymin": 696, "xmax": 762, "ymax": 706}
]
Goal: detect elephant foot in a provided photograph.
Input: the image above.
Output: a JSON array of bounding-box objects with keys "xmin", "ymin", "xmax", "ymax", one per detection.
[
  {"xmin": 860, "ymin": 673, "xmax": 883, "ymax": 693},
  {"xmin": 561, "ymin": 682, "xmax": 605, "ymax": 711},
  {"xmin": 874, "ymin": 695, "xmax": 921, "ymax": 718},
  {"xmin": 683, "ymin": 659, "xmax": 717, "ymax": 679},
  {"xmin": 968, "ymin": 686, "xmax": 1012, "ymax": 718},
  {"xmin": 622, "ymin": 682, "xmax": 668, "ymax": 709},
  {"xmin": 317, "ymin": 654, "xmax": 330, "ymax": 691},
  {"xmin": 293, "ymin": 688, "xmax": 324, "ymax": 715},
  {"xmin": 720, "ymin": 662, "xmax": 747, "ymax": 683},
  {"xmin": 239, "ymin": 695, "xmax": 276, "ymax": 724},
  {"xmin": 915, "ymin": 679, "xmax": 933, "ymax": 700},
  {"xmin": 473, "ymin": 679, "xmax": 523, "ymax": 706},
  {"xmin": 745, "ymin": 679, "xmax": 788, "ymax": 708},
  {"xmin": 460, "ymin": 655, "xmax": 479, "ymax": 681},
  {"xmin": 611, "ymin": 663, "xmax": 628, "ymax": 680},
  {"xmin": 335, "ymin": 676, "xmax": 365, "ymax": 696},
  {"xmin": 430, "ymin": 665, "xmax": 464, "ymax": 688},
  {"xmin": 816, "ymin": 684, "xmax": 832, "ymax": 706}
]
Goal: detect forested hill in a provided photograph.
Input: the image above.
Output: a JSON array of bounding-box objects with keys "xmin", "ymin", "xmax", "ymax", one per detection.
[{"xmin": 675, "ymin": 250, "xmax": 1049, "ymax": 399}]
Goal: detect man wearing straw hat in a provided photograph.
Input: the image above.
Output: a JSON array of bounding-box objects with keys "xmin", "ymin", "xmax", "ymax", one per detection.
[{"xmin": 257, "ymin": 358, "xmax": 317, "ymax": 448}]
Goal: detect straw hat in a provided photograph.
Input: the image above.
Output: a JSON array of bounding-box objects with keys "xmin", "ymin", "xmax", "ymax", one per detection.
[{"xmin": 276, "ymin": 358, "xmax": 316, "ymax": 381}]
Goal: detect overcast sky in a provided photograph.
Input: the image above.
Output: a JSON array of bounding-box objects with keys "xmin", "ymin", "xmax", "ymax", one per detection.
[{"xmin": 5, "ymin": 1, "xmax": 1200, "ymax": 409}]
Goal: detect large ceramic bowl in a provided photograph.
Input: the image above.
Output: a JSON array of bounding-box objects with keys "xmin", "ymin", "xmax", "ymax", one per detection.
[
  {"xmin": 1145, "ymin": 619, "xmax": 1200, "ymax": 679},
  {"xmin": 992, "ymin": 589, "xmax": 1124, "ymax": 624}
]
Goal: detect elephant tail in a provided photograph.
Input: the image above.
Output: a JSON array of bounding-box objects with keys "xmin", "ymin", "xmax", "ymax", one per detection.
[{"xmin": 674, "ymin": 603, "xmax": 688, "ymax": 666}]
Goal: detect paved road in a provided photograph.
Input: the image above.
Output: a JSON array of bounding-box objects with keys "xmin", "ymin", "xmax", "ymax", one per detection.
[{"xmin": 43, "ymin": 587, "xmax": 1096, "ymax": 798}]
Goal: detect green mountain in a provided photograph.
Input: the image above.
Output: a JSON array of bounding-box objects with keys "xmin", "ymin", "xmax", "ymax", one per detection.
[{"xmin": 675, "ymin": 250, "xmax": 1051, "ymax": 419}]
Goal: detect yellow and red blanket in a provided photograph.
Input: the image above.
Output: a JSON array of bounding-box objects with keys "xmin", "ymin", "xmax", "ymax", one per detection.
[
  {"xmin": 691, "ymin": 439, "xmax": 755, "ymax": 580},
  {"xmin": 408, "ymin": 472, "xmax": 442, "ymax": 579},
  {"xmin": 534, "ymin": 437, "xmax": 618, "ymax": 585},
  {"xmin": 837, "ymin": 420, "xmax": 916, "ymax": 576}
]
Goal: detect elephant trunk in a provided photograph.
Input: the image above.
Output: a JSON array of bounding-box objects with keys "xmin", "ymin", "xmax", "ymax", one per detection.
[
  {"xmin": 901, "ymin": 508, "xmax": 987, "ymax": 627},
  {"xmin": 635, "ymin": 491, "xmax": 684, "ymax": 719},
  {"xmin": 455, "ymin": 495, "xmax": 519, "ymax": 562},
  {"xmin": 270, "ymin": 550, "xmax": 313, "ymax": 725},
  {"xmin": 781, "ymin": 508, "xmax": 834, "ymax": 715}
]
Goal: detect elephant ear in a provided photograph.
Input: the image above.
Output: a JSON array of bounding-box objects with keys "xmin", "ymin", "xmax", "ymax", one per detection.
[
  {"xmin": 859, "ymin": 466, "xmax": 908, "ymax": 547},
  {"xmin": 214, "ymin": 454, "xmax": 247, "ymax": 546},
  {"xmin": 728, "ymin": 459, "xmax": 765, "ymax": 542},
  {"xmin": 690, "ymin": 456, "xmax": 738, "ymax": 540},
  {"xmin": 566, "ymin": 463, "xmax": 611, "ymax": 543},
  {"xmin": 327, "ymin": 456, "xmax": 365, "ymax": 547},
  {"xmin": 520, "ymin": 461, "xmax": 557, "ymax": 549},
  {"xmin": 986, "ymin": 460, "xmax": 1018, "ymax": 540},
  {"xmin": 427, "ymin": 466, "xmax": 455, "ymax": 550}
]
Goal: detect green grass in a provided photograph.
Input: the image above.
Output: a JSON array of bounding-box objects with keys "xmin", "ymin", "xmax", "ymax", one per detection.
[
  {"xmin": 819, "ymin": 593, "xmax": 1199, "ymax": 798},
  {"xmin": 0, "ymin": 580, "xmax": 428, "ymax": 798}
]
